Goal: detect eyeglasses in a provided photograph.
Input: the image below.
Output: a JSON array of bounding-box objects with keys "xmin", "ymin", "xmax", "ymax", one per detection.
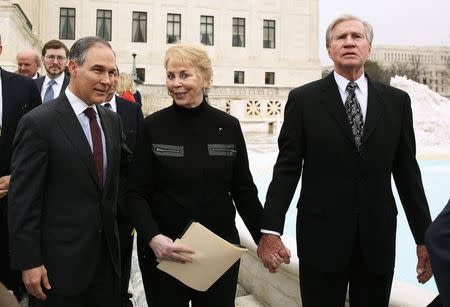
[{"xmin": 45, "ymin": 55, "xmax": 67, "ymax": 62}]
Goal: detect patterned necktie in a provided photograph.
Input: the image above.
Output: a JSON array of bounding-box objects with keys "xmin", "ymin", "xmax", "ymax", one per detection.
[
  {"xmin": 43, "ymin": 79, "xmax": 56, "ymax": 103},
  {"xmin": 83, "ymin": 107, "xmax": 104, "ymax": 188},
  {"xmin": 345, "ymin": 81, "xmax": 364, "ymax": 151}
]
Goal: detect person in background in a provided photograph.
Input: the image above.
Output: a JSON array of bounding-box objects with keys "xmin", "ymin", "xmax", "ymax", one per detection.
[
  {"xmin": 0, "ymin": 33, "xmax": 41, "ymax": 303},
  {"xmin": 35, "ymin": 40, "xmax": 70, "ymax": 103},
  {"xmin": 8, "ymin": 36, "xmax": 123, "ymax": 307},
  {"xmin": 102, "ymin": 66, "xmax": 144, "ymax": 307},
  {"xmin": 16, "ymin": 49, "xmax": 41, "ymax": 79},
  {"xmin": 257, "ymin": 14, "xmax": 433, "ymax": 307},
  {"xmin": 117, "ymin": 73, "xmax": 136, "ymax": 103},
  {"xmin": 127, "ymin": 43, "xmax": 263, "ymax": 307},
  {"xmin": 426, "ymin": 198, "xmax": 450, "ymax": 307},
  {"xmin": 133, "ymin": 89, "xmax": 142, "ymax": 107}
]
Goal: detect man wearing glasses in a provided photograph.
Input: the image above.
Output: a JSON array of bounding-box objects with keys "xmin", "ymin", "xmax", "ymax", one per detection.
[{"xmin": 35, "ymin": 40, "xmax": 70, "ymax": 103}]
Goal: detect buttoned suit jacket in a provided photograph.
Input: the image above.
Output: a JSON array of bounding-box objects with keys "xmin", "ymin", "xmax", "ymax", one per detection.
[
  {"xmin": 425, "ymin": 198, "xmax": 450, "ymax": 306},
  {"xmin": 262, "ymin": 72, "xmax": 431, "ymax": 274},
  {"xmin": 8, "ymin": 94, "xmax": 123, "ymax": 295},
  {"xmin": 34, "ymin": 73, "xmax": 70, "ymax": 100},
  {"xmin": 0, "ymin": 68, "xmax": 41, "ymax": 290}
]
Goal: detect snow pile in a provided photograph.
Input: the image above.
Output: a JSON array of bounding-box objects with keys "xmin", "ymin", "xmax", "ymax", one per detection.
[{"xmin": 390, "ymin": 76, "xmax": 450, "ymax": 155}]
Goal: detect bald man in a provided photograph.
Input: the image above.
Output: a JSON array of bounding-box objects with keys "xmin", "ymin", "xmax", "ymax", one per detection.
[{"xmin": 16, "ymin": 49, "xmax": 41, "ymax": 79}]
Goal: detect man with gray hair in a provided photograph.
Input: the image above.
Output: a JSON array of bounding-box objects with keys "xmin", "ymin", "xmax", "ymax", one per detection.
[
  {"xmin": 8, "ymin": 36, "xmax": 123, "ymax": 307},
  {"xmin": 16, "ymin": 49, "xmax": 41, "ymax": 79},
  {"xmin": 257, "ymin": 15, "xmax": 432, "ymax": 306}
]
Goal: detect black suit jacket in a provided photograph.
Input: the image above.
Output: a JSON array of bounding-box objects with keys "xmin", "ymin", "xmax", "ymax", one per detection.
[
  {"xmin": 115, "ymin": 95, "xmax": 144, "ymax": 215},
  {"xmin": 8, "ymin": 94, "xmax": 123, "ymax": 295},
  {"xmin": 0, "ymin": 67, "xmax": 41, "ymax": 291},
  {"xmin": 34, "ymin": 73, "xmax": 70, "ymax": 100},
  {"xmin": 0, "ymin": 68, "xmax": 41, "ymax": 177},
  {"xmin": 426, "ymin": 199, "xmax": 450, "ymax": 306},
  {"xmin": 262, "ymin": 72, "xmax": 431, "ymax": 273}
]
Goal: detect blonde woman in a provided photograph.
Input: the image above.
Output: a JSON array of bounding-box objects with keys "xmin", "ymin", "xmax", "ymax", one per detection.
[
  {"xmin": 127, "ymin": 43, "xmax": 264, "ymax": 307},
  {"xmin": 117, "ymin": 72, "xmax": 136, "ymax": 103}
]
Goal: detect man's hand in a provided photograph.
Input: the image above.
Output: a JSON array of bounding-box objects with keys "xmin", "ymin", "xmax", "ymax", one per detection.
[
  {"xmin": 22, "ymin": 265, "xmax": 51, "ymax": 300},
  {"xmin": 0, "ymin": 175, "xmax": 11, "ymax": 199},
  {"xmin": 416, "ymin": 244, "xmax": 433, "ymax": 284},
  {"xmin": 149, "ymin": 234, "xmax": 194, "ymax": 263},
  {"xmin": 257, "ymin": 234, "xmax": 291, "ymax": 273}
]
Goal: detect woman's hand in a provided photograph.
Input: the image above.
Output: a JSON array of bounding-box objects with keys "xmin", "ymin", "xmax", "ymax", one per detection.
[{"xmin": 149, "ymin": 234, "xmax": 194, "ymax": 263}]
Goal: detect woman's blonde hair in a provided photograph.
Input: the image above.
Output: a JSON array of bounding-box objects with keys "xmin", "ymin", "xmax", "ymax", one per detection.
[
  {"xmin": 164, "ymin": 43, "xmax": 213, "ymax": 94},
  {"xmin": 116, "ymin": 72, "xmax": 136, "ymax": 94}
]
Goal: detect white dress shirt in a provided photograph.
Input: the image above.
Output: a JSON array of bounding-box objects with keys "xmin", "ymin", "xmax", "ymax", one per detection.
[
  {"xmin": 65, "ymin": 88, "xmax": 107, "ymax": 182},
  {"xmin": 333, "ymin": 71, "xmax": 368, "ymax": 121},
  {"xmin": 41, "ymin": 73, "xmax": 66, "ymax": 102},
  {"xmin": 102, "ymin": 94, "xmax": 117, "ymax": 113}
]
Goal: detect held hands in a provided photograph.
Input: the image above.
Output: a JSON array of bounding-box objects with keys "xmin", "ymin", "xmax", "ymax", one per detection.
[
  {"xmin": 149, "ymin": 234, "xmax": 195, "ymax": 264},
  {"xmin": 0, "ymin": 175, "xmax": 11, "ymax": 199},
  {"xmin": 416, "ymin": 244, "xmax": 433, "ymax": 284},
  {"xmin": 22, "ymin": 265, "xmax": 51, "ymax": 300},
  {"xmin": 257, "ymin": 234, "xmax": 291, "ymax": 273}
]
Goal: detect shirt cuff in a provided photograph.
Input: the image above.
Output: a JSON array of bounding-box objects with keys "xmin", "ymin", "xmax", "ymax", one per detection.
[{"xmin": 261, "ymin": 229, "xmax": 281, "ymax": 236}]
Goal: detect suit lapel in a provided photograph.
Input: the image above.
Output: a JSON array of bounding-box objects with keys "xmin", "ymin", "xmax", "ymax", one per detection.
[
  {"xmin": 319, "ymin": 73, "xmax": 355, "ymax": 144},
  {"xmin": 98, "ymin": 106, "xmax": 115, "ymax": 193},
  {"xmin": 361, "ymin": 77, "xmax": 385, "ymax": 145},
  {"xmin": 1, "ymin": 70, "xmax": 18, "ymax": 134},
  {"xmin": 54, "ymin": 95, "xmax": 102, "ymax": 190}
]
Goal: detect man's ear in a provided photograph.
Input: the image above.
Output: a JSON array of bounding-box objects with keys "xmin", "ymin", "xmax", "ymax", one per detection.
[{"xmin": 67, "ymin": 60, "xmax": 77, "ymax": 77}]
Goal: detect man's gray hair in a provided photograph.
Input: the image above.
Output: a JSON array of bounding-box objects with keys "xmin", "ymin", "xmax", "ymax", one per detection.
[
  {"xmin": 69, "ymin": 36, "xmax": 114, "ymax": 65},
  {"xmin": 325, "ymin": 14, "xmax": 373, "ymax": 48}
]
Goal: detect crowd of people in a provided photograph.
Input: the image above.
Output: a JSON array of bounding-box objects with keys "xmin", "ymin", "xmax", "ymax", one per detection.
[{"xmin": 1, "ymin": 14, "xmax": 449, "ymax": 307}]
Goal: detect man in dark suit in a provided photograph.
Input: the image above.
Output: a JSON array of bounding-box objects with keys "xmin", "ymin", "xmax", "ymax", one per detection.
[
  {"xmin": 0, "ymin": 34, "xmax": 41, "ymax": 301},
  {"xmin": 34, "ymin": 40, "xmax": 70, "ymax": 103},
  {"xmin": 257, "ymin": 15, "xmax": 433, "ymax": 306},
  {"xmin": 8, "ymin": 36, "xmax": 123, "ymax": 307},
  {"xmin": 103, "ymin": 67, "xmax": 143, "ymax": 307},
  {"xmin": 426, "ymin": 199, "xmax": 450, "ymax": 306}
]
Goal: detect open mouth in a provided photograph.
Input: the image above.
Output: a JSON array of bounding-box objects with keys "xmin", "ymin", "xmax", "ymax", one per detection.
[{"xmin": 174, "ymin": 92, "xmax": 187, "ymax": 98}]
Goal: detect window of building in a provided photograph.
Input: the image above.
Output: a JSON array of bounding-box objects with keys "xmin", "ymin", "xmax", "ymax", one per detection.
[
  {"xmin": 96, "ymin": 10, "xmax": 112, "ymax": 41},
  {"xmin": 265, "ymin": 72, "xmax": 275, "ymax": 85},
  {"xmin": 232, "ymin": 18, "xmax": 245, "ymax": 47},
  {"xmin": 59, "ymin": 8, "xmax": 75, "ymax": 40},
  {"xmin": 234, "ymin": 71, "xmax": 244, "ymax": 84},
  {"xmin": 132, "ymin": 12, "xmax": 147, "ymax": 42},
  {"xmin": 263, "ymin": 19, "xmax": 275, "ymax": 48},
  {"xmin": 200, "ymin": 15, "xmax": 214, "ymax": 46},
  {"xmin": 136, "ymin": 68, "xmax": 145, "ymax": 83},
  {"xmin": 167, "ymin": 13, "xmax": 181, "ymax": 44}
]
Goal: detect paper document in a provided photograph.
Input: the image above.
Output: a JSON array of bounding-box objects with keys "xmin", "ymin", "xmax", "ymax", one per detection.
[{"xmin": 157, "ymin": 222, "xmax": 247, "ymax": 291}]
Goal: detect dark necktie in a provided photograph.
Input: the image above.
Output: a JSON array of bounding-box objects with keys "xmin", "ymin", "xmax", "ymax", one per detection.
[
  {"xmin": 345, "ymin": 81, "xmax": 364, "ymax": 151},
  {"xmin": 43, "ymin": 79, "xmax": 56, "ymax": 103},
  {"xmin": 83, "ymin": 107, "xmax": 104, "ymax": 188}
]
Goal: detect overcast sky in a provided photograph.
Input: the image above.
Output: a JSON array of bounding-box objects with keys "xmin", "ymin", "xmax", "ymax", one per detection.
[{"xmin": 319, "ymin": 0, "xmax": 450, "ymax": 65}]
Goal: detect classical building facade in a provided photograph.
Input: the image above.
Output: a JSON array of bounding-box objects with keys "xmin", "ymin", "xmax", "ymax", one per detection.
[
  {"xmin": 1, "ymin": 0, "xmax": 321, "ymax": 117},
  {"xmin": 370, "ymin": 45, "xmax": 450, "ymax": 97}
]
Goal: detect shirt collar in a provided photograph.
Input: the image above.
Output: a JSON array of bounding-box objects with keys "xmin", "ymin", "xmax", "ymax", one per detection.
[
  {"xmin": 65, "ymin": 87, "xmax": 98, "ymax": 117},
  {"xmin": 334, "ymin": 71, "xmax": 368, "ymax": 96},
  {"xmin": 102, "ymin": 94, "xmax": 117, "ymax": 112},
  {"xmin": 45, "ymin": 72, "xmax": 65, "ymax": 86}
]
